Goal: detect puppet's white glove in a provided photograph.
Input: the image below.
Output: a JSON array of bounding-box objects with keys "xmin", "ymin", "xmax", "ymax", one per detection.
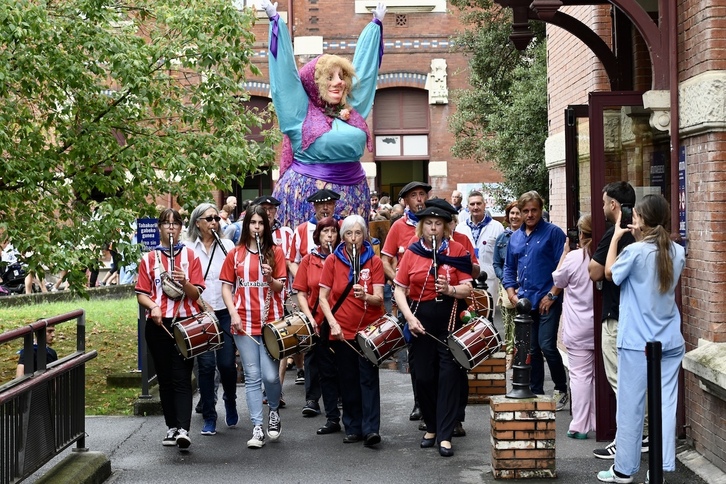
[
  {"xmin": 260, "ymin": 0, "xmax": 278, "ymax": 18},
  {"xmin": 373, "ymin": 2, "xmax": 386, "ymax": 21}
]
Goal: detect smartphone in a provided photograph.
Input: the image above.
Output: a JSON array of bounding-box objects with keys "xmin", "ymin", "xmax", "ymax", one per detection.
[
  {"xmin": 566, "ymin": 228, "xmax": 579, "ymax": 250},
  {"xmin": 620, "ymin": 205, "xmax": 633, "ymax": 229}
]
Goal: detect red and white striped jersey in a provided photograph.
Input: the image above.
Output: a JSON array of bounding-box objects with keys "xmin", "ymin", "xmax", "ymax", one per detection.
[
  {"xmin": 272, "ymin": 225, "xmax": 294, "ymax": 260},
  {"xmin": 288, "ymin": 221, "xmax": 315, "ymax": 264},
  {"xmin": 135, "ymin": 247, "xmax": 205, "ymax": 318},
  {"xmin": 220, "ymin": 245, "xmax": 287, "ymax": 336}
]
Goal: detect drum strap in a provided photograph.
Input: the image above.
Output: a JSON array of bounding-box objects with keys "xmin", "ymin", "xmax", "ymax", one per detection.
[{"xmin": 330, "ymin": 282, "xmax": 353, "ymax": 316}]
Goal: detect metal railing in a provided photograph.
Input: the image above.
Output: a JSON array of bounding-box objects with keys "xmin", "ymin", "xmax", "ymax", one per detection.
[{"xmin": 0, "ymin": 310, "xmax": 97, "ymax": 484}]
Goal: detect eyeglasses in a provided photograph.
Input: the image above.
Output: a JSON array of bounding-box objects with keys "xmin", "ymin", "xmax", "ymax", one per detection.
[
  {"xmin": 160, "ymin": 222, "xmax": 181, "ymax": 228},
  {"xmin": 201, "ymin": 216, "xmax": 221, "ymax": 222}
]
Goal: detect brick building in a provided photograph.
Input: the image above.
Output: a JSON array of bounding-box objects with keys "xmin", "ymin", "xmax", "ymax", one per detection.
[
  {"xmin": 218, "ymin": 0, "xmax": 501, "ymax": 207},
  {"xmin": 494, "ymin": 0, "xmax": 726, "ymax": 477}
]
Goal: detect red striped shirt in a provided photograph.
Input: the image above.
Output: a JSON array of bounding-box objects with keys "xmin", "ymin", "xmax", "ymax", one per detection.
[
  {"xmin": 135, "ymin": 248, "xmax": 205, "ymax": 318},
  {"xmin": 292, "ymin": 252, "xmax": 327, "ymax": 324},
  {"xmin": 220, "ymin": 245, "xmax": 287, "ymax": 336}
]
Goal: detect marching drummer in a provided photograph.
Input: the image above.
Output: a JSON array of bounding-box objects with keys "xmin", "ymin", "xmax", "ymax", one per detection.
[
  {"xmin": 185, "ymin": 203, "xmax": 238, "ymax": 436},
  {"xmin": 136, "ymin": 208, "xmax": 205, "ymax": 450},
  {"xmin": 220, "ymin": 205, "xmax": 287, "ymax": 449},
  {"xmin": 318, "ymin": 214, "xmax": 385, "ymax": 447},
  {"xmin": 292, "ymin": 217, "xmax": 343, "ymax": 435},
  {"xmin": 393, "ymin": 206, "xmax": 473, "ymax": 458}
]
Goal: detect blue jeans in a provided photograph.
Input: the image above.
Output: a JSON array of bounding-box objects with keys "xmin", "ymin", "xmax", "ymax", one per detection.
[
  {"xmin": 529, "ymin": 301, "xmax": 567, "ymax": 395},
  {"xmin": 197, "ymin": 309, "xmax": 237, "ymax": 421},
  {"xmin": 233, "ymin": 334, "xmax": 281, "ymax": 426}
]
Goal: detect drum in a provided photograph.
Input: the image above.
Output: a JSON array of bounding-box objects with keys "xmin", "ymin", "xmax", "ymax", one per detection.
[
  {"xmin": 356, "ymin": 314, "xmax": 406, "ymax": 367},
  {"xmin": 262, "ymin": 312, "xmax": 315, "ymax": 361},
  {"xmin": 446, "ymin": 317, "xmax": 501, "ymax": 370},
  {"xmin": 466, "ymin": 289, "xmax": 493, "ymax": 321},
  {"xmin": 173, "ymin": 311, "xmax": 223, "ymax": 359}
]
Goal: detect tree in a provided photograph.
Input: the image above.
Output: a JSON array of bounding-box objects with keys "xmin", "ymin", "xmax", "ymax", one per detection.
[
  {"xmin": 449, "ymin": 0, "xmax": 548, "ymax": 205},
  {"xmin": 0, "ymin": 0, "xmax": 279, "ymax": 293}
]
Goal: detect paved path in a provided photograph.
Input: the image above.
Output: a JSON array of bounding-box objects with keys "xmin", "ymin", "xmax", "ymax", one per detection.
[{"xmin": 30, "ymin": 367, "xmax": 707, "ymax": 484}]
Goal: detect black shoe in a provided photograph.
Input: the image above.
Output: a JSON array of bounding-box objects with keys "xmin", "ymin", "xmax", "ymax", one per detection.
[
  {"xmin": 364, "ymin": 432, "xmax": 381, "ymax": 447},
  {"xmin": 409, "ymin": 405, "xmax": 422, "ymax": 421},
  {"xmin": 343, "ymin": 434, "xmax": 361, "ymax": 443},
  {"xmin": 418, "ymin": 421, "xmax": 427, "ymax": 431},
  {"xmin": 195, "ymin": 401, "xmax": 202, "ymax": 414},
  {"xmin": 452, "ymin": 422, "xmax": 466, "ymax": 437},
  {"xmin": 302, "ymin": 400, "xmax": 321, "ymax": 417},
  {"xmin": 420, "ymin": 435, "xmax": 436, "ymax": 448},
  {"xmin": 439, "ymin": 444, "xmax": 454, "ymax": 457},
  {"xmin": 317, "ymin": 420, "xmax": 341, "ymax": 435}
]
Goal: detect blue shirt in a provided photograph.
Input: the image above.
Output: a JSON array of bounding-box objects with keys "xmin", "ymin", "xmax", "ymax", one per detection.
[
  {"xmin": 502, "ymin": 218, "xmax": 566, "ymax": 307},
  {"xmin": 611, "ymin": 240, "xmax": 685, "ymax": 351}
]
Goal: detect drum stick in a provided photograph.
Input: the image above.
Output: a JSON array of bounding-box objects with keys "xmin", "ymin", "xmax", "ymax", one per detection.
[
  {"xmin": 424, "ymin": 331, "xmax": 448, "ymax": 347},
  {"xmin": 432, "ymin": 235, "xmax": 442, "ymax": 302},
  {"xmin": 342, "ymin": 338, "xmax": 367, "ymax": 359},
  {"xmin": 161, "ymin": 323, "xmax": 174, "ymax": 340}
]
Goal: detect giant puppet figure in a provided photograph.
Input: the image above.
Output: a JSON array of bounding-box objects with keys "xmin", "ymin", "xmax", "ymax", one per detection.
[{"xmin": 261, "ymin": 0, "xmax": 387, "ymax": 229}]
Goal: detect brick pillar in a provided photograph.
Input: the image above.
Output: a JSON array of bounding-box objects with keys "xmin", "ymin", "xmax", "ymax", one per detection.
[
  {"xmin": 490, "ymin": 395, "xmax": 556, "ymax": 479},
  {"xmin": 467, "ymin": 351, "xmax": 507, "ymax": 403}
]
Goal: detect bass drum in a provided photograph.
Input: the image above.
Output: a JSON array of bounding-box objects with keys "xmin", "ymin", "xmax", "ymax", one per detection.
[
  {"xmin": 446, "ymin": 317, "xmax": 501, "ymax": 370},
  {"xmin": 262, "ymin": 311, "xmax": 315, "ymax": 361},
  {"xmin": 356, "ymin": 314, "xmax": 406, "ymax": 367}
]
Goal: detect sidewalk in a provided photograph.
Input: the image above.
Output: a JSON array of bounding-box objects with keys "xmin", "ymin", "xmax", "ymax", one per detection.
[{"xmin": 30, "ymin": 368, "xmax": 709, "ymax": 484}]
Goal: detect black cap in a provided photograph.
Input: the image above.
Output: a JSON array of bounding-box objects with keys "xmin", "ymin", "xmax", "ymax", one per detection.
[
  {"xmin": 399, "ymin": 181, "xmax": 432, "ymax": 199},
  {"xmin": 425, "ymin": 198, "xmax": 457, "ymax": 215},
  {"xmin": 251, "ymin": 195, "xmax": 281, "ymax": 207},
  {"xmin": 414, "ymin": 206, "xmax": 452, "ymax": 223},
  {"xmin": 306, "ymin": 188, "xmax": 341, "ymax": 204}
]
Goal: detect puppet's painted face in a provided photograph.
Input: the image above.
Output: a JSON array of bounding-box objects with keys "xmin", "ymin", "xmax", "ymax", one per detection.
[{"xmin": 321, "ymin": 67, "xmax": 346, "ymax": 105}]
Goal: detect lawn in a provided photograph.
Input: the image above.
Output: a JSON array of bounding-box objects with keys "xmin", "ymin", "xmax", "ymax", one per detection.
[{"xmin": 0, "ymin": 298, "xmax": 142, "ymax": 415}]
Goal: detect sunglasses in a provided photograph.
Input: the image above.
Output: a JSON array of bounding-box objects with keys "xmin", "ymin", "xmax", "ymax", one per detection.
[{"xmin": 201, "ymin": 216, "xmax": 221, "ymax": 222}]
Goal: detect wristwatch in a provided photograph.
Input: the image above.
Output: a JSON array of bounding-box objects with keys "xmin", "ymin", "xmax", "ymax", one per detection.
[{"xmin": 547, "ymin": 292, "xmax": 559, "ymax": 301}]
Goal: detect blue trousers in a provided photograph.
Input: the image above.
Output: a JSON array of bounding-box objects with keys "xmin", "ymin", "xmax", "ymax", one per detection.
[
  {"xmin": 529, "ymin": 301, "xmax": 568, "ymax": 394},
  {"xmin": 233, "ymin": 334, "xmax": 281, "ymax": 426},
  {"xmin": 614, "ymin": 345, "xmax": 684, "ymax": 476},
  {"xmin": 197, "ymin": 309, "xmax": 237, "ymax": 421}
]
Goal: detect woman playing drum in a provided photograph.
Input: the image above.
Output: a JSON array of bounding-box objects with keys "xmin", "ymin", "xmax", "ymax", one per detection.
[
  {"xmin": 185, "ymin": 202, "xmax": 238, "ymax": 435},
  {"xmin": 136, "ymin": 208, "xmax": 205, "ymax": 449},
  {"xmin": 292, "ymin": 217, "xmax": 342, "ymax": 435},
  {"xmin": 394, "ymin": 206, "xmax": 473, "ymax": 457},
  {"xmin": 220, "ymin": 205, "xmax": 287, "ymax": 449},
  {"xmin": 318, "ymin": 215, "xmax": 385, "ymax": 447}
]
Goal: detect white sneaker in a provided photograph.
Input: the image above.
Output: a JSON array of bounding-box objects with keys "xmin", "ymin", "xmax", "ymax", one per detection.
[
  {"xmin": 247, "ymin": 425, "xmax": 265, "ymax": 448},
  {"xmin": 645, "ymin": 470, "xmax": 665, "ymax": 484},
  {"xmin": 175, "ymin": 428, "xmax": 191, "ymax": 449},
  {"xmin": 268, "ymin": 409, "xmax": 281, "ymax": 441},
  {"xmin": 641, "ymin": 435, "xmax": 649, "ymax": 453},
  {"xmin": 593, "ymin": 440, "xmax": 616, "ymax": 459},
  {"xmin": 553, "ymin": 390, "xmax": 569, "ymax": 411},
  {"xmin": 162, "ymin": 427, "xmax": 178, "ymax": 446},
  {"xmin": 597, "ymin": 465, "xmax": 633, "ymax": 483}
]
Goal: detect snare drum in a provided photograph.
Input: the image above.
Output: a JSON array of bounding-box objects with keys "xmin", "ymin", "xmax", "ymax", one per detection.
[
  {"xmin": 356, "ymin": 314, "xmax": 406, "ymax": 367},
  {"xmin": 446, "ymin": 317, "xmax": 501, "ymax": 370},
  {"xmin": 466, "ymin": 289, "xmax": 494, "ymax": 321},
  {"xmin": 173, "ymin": 312, "xmax": 223, "ymax": 359},
  {"xmin": 262, "ymin": 312, "xmax": 315, "ymax": 361}
]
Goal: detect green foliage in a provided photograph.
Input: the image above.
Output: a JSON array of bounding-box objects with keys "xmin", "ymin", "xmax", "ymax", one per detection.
[
  {"xmin": 449, "ymin": 0, "xmax": 549, "ymax": 205},
  {"xmin": 0, "ymin": 0, "xmax": 280, "ymax": 294}
]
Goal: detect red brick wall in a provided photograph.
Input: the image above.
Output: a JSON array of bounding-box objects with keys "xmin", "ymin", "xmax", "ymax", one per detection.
[{"xmin": 679, "ymin": 0, "xmax": 726, "ymax": 79}]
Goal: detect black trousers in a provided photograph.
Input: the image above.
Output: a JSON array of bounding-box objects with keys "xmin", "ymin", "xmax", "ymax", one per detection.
[
  {"xmin": 146, "ymin": 318, "xmax": 194, "ymax": 431},
  {"xmin": 332, "ymin": 339, "xmax": 380, "ymax": 436},
  {"xmin": 304, "ymin": 332, "xmax": 341, "ymax": 422},
  {"xmin": 410, "ymin": 298, "xmax": 465, "ymax": 443}
]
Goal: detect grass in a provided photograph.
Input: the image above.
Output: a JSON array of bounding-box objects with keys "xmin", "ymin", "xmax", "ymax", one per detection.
[{"xmin": 0, "ymin": 298, "xmax": 141, "ymax": 415}]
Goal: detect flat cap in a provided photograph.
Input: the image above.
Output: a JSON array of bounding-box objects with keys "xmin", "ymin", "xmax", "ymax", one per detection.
[
  {"xmin": 307, "ymin": 188, "xmax": 341, "ymax": 203},
  {"xmin": 399, "ymin": 181, "xmax": 432, "ymax": 199},
  {"xmin": 425, "ymin": 198, "xmax": 457, "ymax": 215},
  {"xmin": 414, "ymin": 206, "xmax": 452, "ymax": 223},
  {"xmin": 251, "ymin": 195, "xmax": 281, "ymax": 206}
]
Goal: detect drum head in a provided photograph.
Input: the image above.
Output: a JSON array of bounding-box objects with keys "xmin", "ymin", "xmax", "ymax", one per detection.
[
  {"xmin": 173, "ymin": 324, "xmax": 191, "ymax": 359},
  {"xmin": 447, "ymin": 334, "xmax": 474, "ymax": 370},
  {"xmin": 262, "ymin": 324, "xmax": 282, "ymax": 361}
]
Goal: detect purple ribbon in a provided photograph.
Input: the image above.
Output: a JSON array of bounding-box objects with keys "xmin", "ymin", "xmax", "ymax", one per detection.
[
  {"xmin": 291, "ymin": 160, "xmax": 366, "ymax": 185},
  {"xmin": 372, "ymin": 18, "xmax": 384, "ymax": 67},
  {"xmin": 269, "ymin": 14, "xmax": 280, "ymax": 59}
]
